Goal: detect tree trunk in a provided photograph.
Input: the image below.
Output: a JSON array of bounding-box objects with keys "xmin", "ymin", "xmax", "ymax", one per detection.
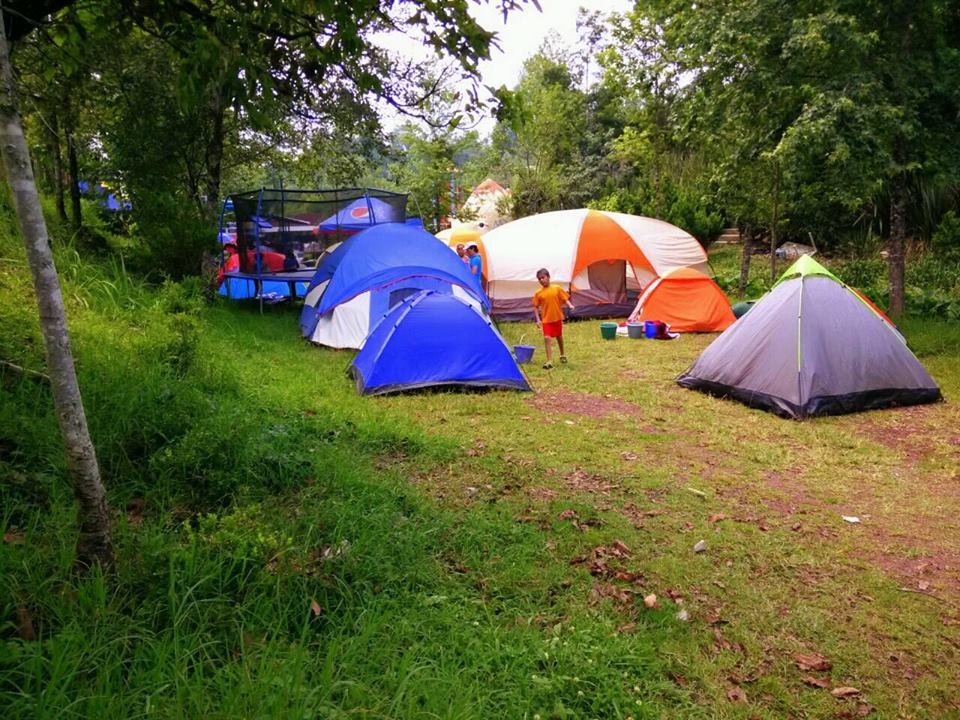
[
  {"xmin": 203, "ymin": 88, "xmax": 226, "ymax": 215},
  {"xmin": 888, "ymin": 172, "xmax": 907, "ymax": 316},
  {"xmin": 770, "ymin": 161, "xmax": 781, "ymax": 282},
  {"xmin": 51, "ymin": 112, "xmax": 67, "ymax": 222},
  {"xmin": 0, "ymin": 23, "xmax": 113, "ymax": 571},
  {"xmin": 66, "ymin": 122, "xmax": 81, "ymax": 230},
  {"xmin": 738, "ymin": 225, "xmax": 752, "ymax": 298}
]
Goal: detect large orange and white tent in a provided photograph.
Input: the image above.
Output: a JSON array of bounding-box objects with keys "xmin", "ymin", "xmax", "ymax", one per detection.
[
  {"xmin": 482, "ymin": 209, "xmax": 709, "ymax": 319},
  {"xmin": 628, "ymin": 268, "xmax": 735, "ymax": 332}
]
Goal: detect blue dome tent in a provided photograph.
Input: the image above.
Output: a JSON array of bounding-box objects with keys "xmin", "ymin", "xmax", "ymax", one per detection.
[
  {"xmin": 350, "ymin": 291, "xmax": 531, "ymax": 396},
  {"xmin": 300, "ymin": 223, "xmax": 487, "ymax": 349}
]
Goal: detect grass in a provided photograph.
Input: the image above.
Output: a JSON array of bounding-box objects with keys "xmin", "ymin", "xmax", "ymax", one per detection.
[{"xmin": 2, "ymin": 221, "xmax": 959, "ymax": 718}]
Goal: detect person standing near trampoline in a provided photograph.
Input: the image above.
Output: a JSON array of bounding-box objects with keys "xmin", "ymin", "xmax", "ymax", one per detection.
[{"xmin": 532, "ymin": 268, "xmax": 574, "ymax": 369}]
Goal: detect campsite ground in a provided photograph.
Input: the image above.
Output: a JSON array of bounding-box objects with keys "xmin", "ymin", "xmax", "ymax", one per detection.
[{"xmin": 2, "ymin": 244, "xmax": 959, "ymax": 719}]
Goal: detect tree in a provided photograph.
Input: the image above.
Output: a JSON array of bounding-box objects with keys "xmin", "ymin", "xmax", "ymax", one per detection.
[
  {"xmin": 0, "ymin": 18, "xmax": 113, "ymax": 569},
  {"xmin": 1, "ymin": 0, "xmax": 539, "ymax": 570},
  {"xmin": 634, "ymin": 0, "xmax": 960, "ymax": 314}
]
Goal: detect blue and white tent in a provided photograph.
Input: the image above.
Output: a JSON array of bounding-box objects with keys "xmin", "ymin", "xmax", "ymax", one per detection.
[
  {"xmin": 300, "ymin": 223, "xmax": 487, "ymax": 349},
  {"xmin": 350, "ymin": 291, "xmax": 531, "ymax": 395}
]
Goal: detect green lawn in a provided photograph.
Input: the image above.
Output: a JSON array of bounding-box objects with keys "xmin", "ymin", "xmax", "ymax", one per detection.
[{"xmin": 2, "ymin": 240, "xmax": 959, "ymax": 719}]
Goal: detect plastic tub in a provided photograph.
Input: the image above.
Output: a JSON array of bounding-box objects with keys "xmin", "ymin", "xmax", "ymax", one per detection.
[
  {"xmin": 644, "ymin": 320, "xmax": 659, "ymax": 339},
  {"xmin": 600, "ymin": 322, "xmax": 618, "ymax": 340},
  {"xmin": 627, "ymin": 322, "xmax": 644, "ymax": 339},
  {"xmin": 514, "ymin": 344, "xmax": 535, "ymax": 364}
]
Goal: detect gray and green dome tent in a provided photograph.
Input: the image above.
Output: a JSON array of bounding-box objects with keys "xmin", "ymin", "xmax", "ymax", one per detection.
[{"xmin": 676, "ymin": 256, "xmax": 942, "ymax": 419}]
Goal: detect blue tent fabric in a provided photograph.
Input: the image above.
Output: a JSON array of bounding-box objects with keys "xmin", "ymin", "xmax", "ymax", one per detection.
[
  {"xmin": 318, "ymin": 196, "xmax": 405, "ymax": 230},
  {"xmin": 306, "ymin": 222, "xmax": 487, "ymax": 315},
  {"xmin": 350, "ymin": 292, "xmax": 531, "ymax": 396},
  {"xmin": 299, "ymin": 223, "xmax": 488, "ymax": 346}
]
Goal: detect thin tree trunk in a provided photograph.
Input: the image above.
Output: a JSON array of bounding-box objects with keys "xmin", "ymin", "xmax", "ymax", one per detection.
[
  {"xmin": 51, "ymin": 112, "xmax": 67, "ymax": 222},
  {"xmin": 738, "ymin": 225, "xmax": 752, "ymax": 298},
  {"xmin": 888, "ymin": 172, "xmax": 907, "ymax": 316},
  {"xmin": 770, "ymin": 161, "xmax": 781, "ymax": 281},
  {"xmin": 203, "ymin": 89, "xmax": 226, "ymax": 215},
  {"xmin": 0, "ymin": 23, "xmax": 113, "ymax": 571},
  {"xmin": 66, "ymin": 122, "xmax": 81, "ymax": 230}
]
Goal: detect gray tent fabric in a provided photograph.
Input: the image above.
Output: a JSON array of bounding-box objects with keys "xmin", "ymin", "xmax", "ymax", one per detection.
[{"xmin": 676, "ymin": 275, "xmax": 942, "ymax": 418}]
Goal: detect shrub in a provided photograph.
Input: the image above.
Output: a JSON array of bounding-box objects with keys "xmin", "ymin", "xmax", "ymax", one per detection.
[{"xmin": 931, "ymin": 210, "xmax": 960, "ymax": 256}]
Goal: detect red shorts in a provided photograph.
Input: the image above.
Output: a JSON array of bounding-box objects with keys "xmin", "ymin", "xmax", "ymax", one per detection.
[{"xmin": 542, "ymin": 320, "xmax": 563, "ymax": 338}]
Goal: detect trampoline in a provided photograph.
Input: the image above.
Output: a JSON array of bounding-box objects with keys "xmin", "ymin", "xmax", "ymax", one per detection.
[{"xmin": 218, "ymin": 187, "xmax": 410, "ymax": 304}]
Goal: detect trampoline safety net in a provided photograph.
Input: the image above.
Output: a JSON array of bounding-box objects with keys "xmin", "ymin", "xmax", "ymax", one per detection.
[{"xmin": 228, "ymin": 188, "xmax": 408, "ymax": 273}]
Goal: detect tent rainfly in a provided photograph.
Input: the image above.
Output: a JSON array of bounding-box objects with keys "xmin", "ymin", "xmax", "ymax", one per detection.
[
  {"xmin": 300, "ymin": 222, "xmax": 487, "ymax": 350},
  {"xmin": 350, "ymin": 291, "xmax": 531, "ymax": 395},
  {"xmin": 676, "ymin": 256, "xmax": 942, "ymax": 418}
]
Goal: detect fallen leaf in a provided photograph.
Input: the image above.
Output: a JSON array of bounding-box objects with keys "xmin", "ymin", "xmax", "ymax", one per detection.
[
  {"xmin": 3, "ymin": 530, "xmax": 25, "ymax": 545},
  {"xmin": 709, "ymin": 513, "xmax": 727, "ymax": 523},
  {"xmin": 831, "ymin": 686, "xmax": 860, "ymax": 698},
  {"xmin": 802, "ymin": 675, "xmax": 831, "ymax": 689},
  {"xmin": 726, "ymin": 686, "xmax": 748, "ymax": 703},
  {"xmin": 310, "ymin": 599, "xmax": 322, "ymax": 617},
  {"xmin": 611, "ymin": 539, "xmax": 631, "ymax": 557},
  {"xmin": 16, "ymin": 606, "xmax": 36, "ymax": 641},
  {"xmin": 621, "ymin": 451, "xmax": 640, "ymax": 461},
  {"xmin": 795, "ymin": 653, "xmax": 832, "ymax": 672},
  {"xmin": 558, "ymin": 509, "xmax": 578, "ymax": 520},
  {"xmin": 917, "ymin": 580, "xmax": 930, "ymax": 591},
  {"xmin": 643, "ymin": 594, "xmax": 658, "ymax": 608},
  {"xmin": 857, "ymin": 704, "xmax": 874, "ymax": 716},
  {"xmin": 791, "ymin": 522, "xmax": 802, "ymax": 531},
  {"xmin": 617, "ymin": 622, "xmax": 636, "ymax": 634}
]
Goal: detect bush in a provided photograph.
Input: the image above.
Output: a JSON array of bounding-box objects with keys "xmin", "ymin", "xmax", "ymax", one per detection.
[
  {"xmin": 124, "ymin": 192, "xmax": 216, "ymax": 281},
  {"xmin": 932, "ymin": 210, "xmax": 960, "ymax": 256}
]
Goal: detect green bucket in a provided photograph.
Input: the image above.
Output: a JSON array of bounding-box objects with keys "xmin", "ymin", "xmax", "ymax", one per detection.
[{"xmin": 600, "ymin": 322, "xmax": 618, "ymax": 340}]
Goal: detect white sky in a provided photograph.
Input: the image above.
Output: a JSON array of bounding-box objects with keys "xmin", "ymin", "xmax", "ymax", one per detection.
[
  {"xmin": 471, "ymin": 0, "xmax": 633, "ymax": 91},
  {"xmin": 378, "ymin": 0, "xmax": 634, "ymax": 135}
]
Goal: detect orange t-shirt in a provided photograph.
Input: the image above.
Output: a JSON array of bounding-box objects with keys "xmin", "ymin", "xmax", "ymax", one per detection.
[{"xmin": 532, "ymin": 284, "xmax": 569, "ymax": 323}]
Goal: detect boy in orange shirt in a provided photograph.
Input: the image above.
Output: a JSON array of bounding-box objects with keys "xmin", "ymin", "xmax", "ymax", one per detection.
[{"xmin": 532, "ymin": 268, "xmax": 574, "ymax": 369}]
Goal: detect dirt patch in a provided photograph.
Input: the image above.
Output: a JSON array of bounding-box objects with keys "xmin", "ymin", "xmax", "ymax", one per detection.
[
  {"xmin": 857, "ymin": 405, "xmax": 960, "ymax": 466},
  {"xmin": 854, "ymin": 522, "xmax": 960, "ymax": 602},
  {"xmin": 527, "ymin": 390, "xmax": 643, "ymax": 419},
  {"xmin": 763, "ymin": 468, "xmax": 822, "ymax": 516}
]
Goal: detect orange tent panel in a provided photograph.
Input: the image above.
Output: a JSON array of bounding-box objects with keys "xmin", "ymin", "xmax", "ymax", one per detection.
[
  {"xmin": 572, "ymin": 210, "xmax": 654, "ymax": 279},
  {"xmin": 631, "ymin": 268, "xmax": 735, "ymax": 332}
]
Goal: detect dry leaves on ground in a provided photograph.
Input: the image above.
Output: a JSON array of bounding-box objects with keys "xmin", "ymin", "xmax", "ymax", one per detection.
[{"xmin": 795, "ymin": 652, "xmax": 832, "ymax": 672}]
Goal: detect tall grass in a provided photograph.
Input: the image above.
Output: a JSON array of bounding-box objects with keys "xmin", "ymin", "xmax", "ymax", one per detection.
[{"xmin": 2, "ymin": 195, "xmax": 959, "ymax": 718}]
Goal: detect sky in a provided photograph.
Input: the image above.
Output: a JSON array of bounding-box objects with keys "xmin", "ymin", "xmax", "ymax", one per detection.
[
  {"xmin": 378, "ymin": 0, "xmax": 635, "ymax": 135},
  {"xmin": 470, "ymin": 0, "xmax": 633, "ymax": 91}
]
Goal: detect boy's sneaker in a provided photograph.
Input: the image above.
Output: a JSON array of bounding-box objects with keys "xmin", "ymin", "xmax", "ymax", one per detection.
[
  {"xmin": 542, "ymin": 362, "xmax": 553, "ymax": 369},
  {"xmin": 559, "ymin": 355, "xmax": 568, "ymax": 364}
]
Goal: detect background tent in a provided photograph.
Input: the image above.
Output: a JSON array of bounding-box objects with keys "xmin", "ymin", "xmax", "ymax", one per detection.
[
  {"xmin": 300, "ymin": 223, "xmax": 487, "ymax": 349},
  {"xmin": 628, "ymin": 268, "xmax": 735, "ymax": 332},
  {"xmin": 482, "ymin": 209, "xmax": 709, "ymax": 320},
  {"xmin": 317, "ymin": 196, "xmax": 406, "ymax": 233},
  {"xmin": 436, "ymin": 226, "xmax": 488, "ymax": 285},
  {"xmin": 676, "ymin": 257, "xmax": 942, "ymax": 418},
  {"xmin": 350, "ymin": 291, "xmax": 531, "ymax": 396}
]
